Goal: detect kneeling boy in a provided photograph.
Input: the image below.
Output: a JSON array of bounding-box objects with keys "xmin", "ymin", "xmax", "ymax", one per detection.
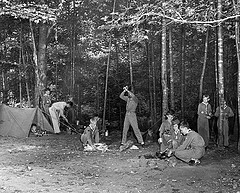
[
  {"xmin": 80, "ymin": 116, "xmax": 100, "ymax": 149},
  {"xmin": 173, "ymin": 121, "xmax": 205, "ymax": 165}
]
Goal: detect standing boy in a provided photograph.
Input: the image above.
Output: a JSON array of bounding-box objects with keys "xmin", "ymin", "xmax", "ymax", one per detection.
[
  {"xmin": 214, "ymin": 100, "xmax": 234, "ymax": 147},
  {"xmin": 197, "ymin": 95, "xmax": 212, "ymax": 148},
  {"xmin": 120, "ymin": 86, "xmax": 144, "ymax": 147},
  {"xmin": 49, "ymin": 101, "xmax": 73, "ymax": 134}
]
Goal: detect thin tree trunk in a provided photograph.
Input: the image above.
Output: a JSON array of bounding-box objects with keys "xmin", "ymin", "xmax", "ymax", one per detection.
[
  {"xmin": 129, "ymin": 34, "xmax": 133, "ymax": 90},
  {"xmin": 147, "ymin": 39, "xmax": 153, "ymax": 125},
  {"xmin": 217, "ymin": 0, "xmax": 225, "ymax": 147},
  {"xmin": 102, "ymin": 0, "xmax": 116, "ymax": 133},
  {"xmin": 115, "ymin": 40, "xmax": 122, "ymax": 130},
  {"xmin": 71, "ymin": 0, "xmax": 76, "ymax": 97},
  {"xmin": 96, "ymin": 67, "xmax": 100, "ymax": 115},
  {"xmin": 21, "ymin": 37, "xmax": 31, "ymax": 107},
  {"xmin": 199, "ymin": 27, "xmax": 209, "ymax": 101},
  {"xmin": 181, "ymin": 24, "xmax": 186, "ymax": 118},
  {"xmin": 151, "ymin": 37, "xmax": 157, "ymax": 123},
  {"xmin": 232, "ymin": 0, "xmax": 240, "ymax": 152},
  {"xmin": 30, "ymin": 21, "xmax": 40, "ymax": 107},
  {"xmin": 169, "ymin": 24, "xmax": 175, "ymax": 109},
  {"xmin": 19, "ymin": 31, "xmax": 22, "ymax": 107},
  {"xmin": 161, "ymin": 17, "xmax": 168, "ymax": 117},
  {"xmin": 102, "ymin": 42, "xmax": 111, "ymax": 133},
  {"xmin": 214, "ymin": 26, "xmax": 219, "ymax": 106}
]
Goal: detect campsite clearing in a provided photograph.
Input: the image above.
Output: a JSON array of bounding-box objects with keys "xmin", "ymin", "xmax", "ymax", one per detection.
[{"xmin": 0, "ymin": 133, "xmax": 239, "ymax": 193}]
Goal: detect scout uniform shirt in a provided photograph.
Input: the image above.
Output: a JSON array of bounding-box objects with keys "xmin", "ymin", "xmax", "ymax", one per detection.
[
  {"xmin": 176, "ymin": 130, "xmax": 205, "ymax": 151},
  {"xmin": 214, "ymin": 105, "xmax": 234, "ymax": 127},
  {"xmin": 81, "ymin": 124, "xmax": 99, "ymax": 146},
  {"xmin": 175, "ymin": 130, "xmax": 205, "ymax": 163},
  {"xmin": 120, "ymin": 93, "xmax": 138, "ymax": 113}
]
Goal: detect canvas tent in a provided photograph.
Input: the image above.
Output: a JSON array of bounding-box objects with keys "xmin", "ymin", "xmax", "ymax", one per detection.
[{"xmin": 0, "ymin": 104, "xmax": 53, "ymax": 138}]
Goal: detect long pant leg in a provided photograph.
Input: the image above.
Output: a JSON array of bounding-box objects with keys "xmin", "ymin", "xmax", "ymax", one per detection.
[
  {"xmin": 198, "ymin": 117, "xmax": 209, "ymax": 147},
  {"xmin": 175, "ymin": 148, "xmax": 205, "ymax": 163},
  {"xmin": 121, "ymin": 114, "xmax": 130, "ymax": 144},
  {"xmin": 129, "ymin": 113, "xmax": 144, "ymax": 144},
  {"xmin": 94, "ymin": 130, "xmax": 100, "ymax": 143},
  {"xmin": 223, "ymin": 121, "xmax": 229, "ymax": 147},
  {"xmin": 81, "ymin": 134, "xmax": 88, "ymax": 145},
  {"xmin": 217, "ymin": 127, "xmax": 224, "ymax": 147},
  {"xmin": 49, "ymin": 107, "xmax": 60, "ymax": 133}
]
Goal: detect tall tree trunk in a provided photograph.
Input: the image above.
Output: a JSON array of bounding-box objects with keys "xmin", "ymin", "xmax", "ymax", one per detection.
[
  {"xmin": 115, "ymin": 40, "xmax": 122, "ymax": 130},
  {"xmin": 129, "ymin": 33, "xmax": 133, "ymax": 91},
  {"xmin": 151, "ymin": 37, "xmax": 157, "ymax": 123},
  {"xmin": 217, "ymin": 0, "xmax": 225, "ymax": 147},
  {"xmin": 199, "ymin": 27, "xmax": 209, "ymax": 101},
  {"xmin": 19, "ymin": 31, "xmax": 22, "ymax": 107},
  {"xmin": 102, "ymin": 0, "xmax": 116, "ymax": 132},
  {"xmin": 161, "ymin": 17, "xmax": 168, "ymax": 118},
  {"xmin": 232, "ymin": 0, "xmax": 240, "ymax": 152},
  {"xmin": 181, "ymin": 0, "xmax": 186, "ymax": 118},
  {"xmin": 34, "ymin": 22, "xmax": 48, "ymax": 107},
  {"xmin": 181, "ymin": 24, "xmax": 186, "ymax": 118},
  {"xmin": 102, "ymin": 42, "xmax": 111, "ymax": 133},
  {"xmin": 214, "ymin": 26, "xmax": 219, "ymax": 107},
  {"xmin": 21, "ymin": 35, "xmax": 31, "ymax": 107},
  {"xmin": 71, "ymin": 0, "xmax": 76, "ymax": 97},
  {"xmin": 30, "ymin": 21, "xmax": 40, "ymax": 107},
  {"xmin": 1, "ymin": 67, "xmax": 6, "ymax": 103},
  {"xmin": 169, "ymin": 24, "xmax": 175, "ymax": 109},
  {"xmin": 147, "ymin": 39, "xmax": 153, "ymax": 125},
  {"xmin": 237, "ymin": 18, "xmax": 240, "ymax": 152}
]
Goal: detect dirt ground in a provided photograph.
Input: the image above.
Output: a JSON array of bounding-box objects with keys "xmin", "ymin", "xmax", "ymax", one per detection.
[{"xmin": 0, "ymin": 131, "xmax": 239, "ymax": 193}]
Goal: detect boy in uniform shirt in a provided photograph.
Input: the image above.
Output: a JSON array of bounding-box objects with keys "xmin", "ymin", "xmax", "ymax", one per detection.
[
  {"xmin": 173, "ymin": 121, "xmax": 205, "ymax": 166},
  {"xmin": 120, "ymin": 86, "xmax": 144, "ymax": 147},
  {"xmin": 214, "ymin": 100, "xmax": 234, "ymax": 147},
  {"xmin": 197, "ymin": 95, "xmax": 212, "ymax": 148},
  {"xmin": 81, "ymin": 116, "xmax": 100, "ymax": 149}
]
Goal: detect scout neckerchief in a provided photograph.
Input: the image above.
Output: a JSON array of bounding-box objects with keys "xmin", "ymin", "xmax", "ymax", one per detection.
[{"xmin": 202, "ymin": 101, "xmax": 209, "ymax": 115}]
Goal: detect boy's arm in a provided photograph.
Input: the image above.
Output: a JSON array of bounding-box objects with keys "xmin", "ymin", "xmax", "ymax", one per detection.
[
  {"xmin": 197, "ymin": 104, "xmax": 201, "ymax": 116},
  {"xmin": 175, "ymin": 134, "xmax": 192, "ymax": 151},
  {"xmin": 119, "ymin": 91, "xmax": 128, "ymax": 101},
  {"xmin": 159, "ymin": 123, "xmax": 166, "ymax": 138},
  {"xmin": 214, "ymin": 107, "xmax": 220, "ymax": 117},
  {"xmin": 208, "ymin": 104, "xmax": 212, "ymax": 116},
  {"xmin": 228, "ymin": 107, "xmax": 234, "ymax": 117}
]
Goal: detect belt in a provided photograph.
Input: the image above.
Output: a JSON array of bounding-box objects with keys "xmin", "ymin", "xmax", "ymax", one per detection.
[{"xmin": 126, "ymin": 111, "xmax": 135, "ymax": 113}]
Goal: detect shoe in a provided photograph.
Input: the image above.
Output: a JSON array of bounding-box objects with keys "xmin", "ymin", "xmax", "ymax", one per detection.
[
  {"xmin": 141, "ymin": 143, "xmax": 145, "ymax": 148},
  {"xmin": 188, "ymin": 159, "xmax": 200, "ymax": 166},
  {"xmin": 188, "ymin": 160, "xmax": 195, "ymax": 166},
  {"xmin": 167, "ymin": 150, "xmax": 173, "ymax": 158},
  {"xmin": 156, "ymin": 152, "xmax": 167, "ymax": 159}
]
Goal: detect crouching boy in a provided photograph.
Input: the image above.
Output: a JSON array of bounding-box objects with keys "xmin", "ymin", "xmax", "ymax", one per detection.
[
  {"xmin": 173, "ymin": 121, "xmax": 205, "ymax": 166},
  {"xmin": 80, "ymin": 116, "xmax": 100, "ymax": 149},
  {"xmin": 167, "ymin": 119, "xmax": 184, "ymax": 157}
]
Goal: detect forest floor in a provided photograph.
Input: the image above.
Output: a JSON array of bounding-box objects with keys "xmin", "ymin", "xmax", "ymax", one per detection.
[{"xmin": 0, "ymin": 130, "xmax": 239, "ymax": 193}]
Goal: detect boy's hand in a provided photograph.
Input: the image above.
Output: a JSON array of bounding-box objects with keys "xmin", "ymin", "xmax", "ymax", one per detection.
[
  {"xmin": 123, "ymin": 86, "xmax": 128, "ymax": 91},
  {"xmin": 158, "ymin": 138, "xmax": 163, "ymax": 144}
]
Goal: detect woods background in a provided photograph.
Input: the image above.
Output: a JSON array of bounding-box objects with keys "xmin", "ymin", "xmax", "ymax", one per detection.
[{"xmin": 0, "ymin": 0, "xmax": 240, "ymax": 149}]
